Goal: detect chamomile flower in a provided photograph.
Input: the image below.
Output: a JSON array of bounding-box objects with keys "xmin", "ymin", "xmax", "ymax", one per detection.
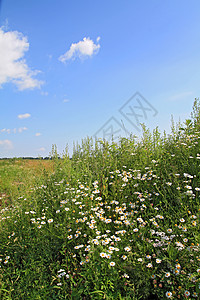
[
  {"xmin": 192, "ymin": 292, "xmax": 198, "ymax": 297},
  {"xmin": 100, "ymin": 252, "xmax": 106, "ymax": 258},
  {"xmin": 166, "ymin": 291, "xmax": 172, "ymax": 298},
  {"xmin": 184, "ymin": 290, "xmax": 190, "ymax": 297},
  {"xmin": 109, "ymin": 247, "xmax": 115, "ymax": 251},
  {"xmin": 124, "ymin": 246, "xmax": 131, "ymax": 252},
  {"xmin": 122, "ymin": 255, "xmax": 127, "ymax": 260},
  {"xmin": 175, "ymin": 263, "xmax": 181, "ymax": 270},
  {"xmin": 174, "ymin": 269, "xmax": 180, "ymax": 275},
  {"xmin": 180, "ymin": 218, "xmax": 185, "ymax": 223}
]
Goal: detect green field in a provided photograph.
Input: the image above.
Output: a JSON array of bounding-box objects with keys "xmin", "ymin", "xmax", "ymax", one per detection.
[{"xmin": 0, "ymin": 101, "xmax": 200, "ymax": 299}]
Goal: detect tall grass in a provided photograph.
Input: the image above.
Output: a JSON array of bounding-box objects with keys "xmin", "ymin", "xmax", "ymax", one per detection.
[{"xmin": 0, "ymin": 99, "xmax": 199, "ymax": 299}]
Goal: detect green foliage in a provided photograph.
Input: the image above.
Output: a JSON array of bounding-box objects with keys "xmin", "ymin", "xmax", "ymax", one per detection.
[{"xmin": 0, "ymin": 99, "xmax": 200, "ymax": 299}]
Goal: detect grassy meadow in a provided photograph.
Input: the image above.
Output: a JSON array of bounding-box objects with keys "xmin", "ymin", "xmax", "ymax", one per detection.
[
  {"xmin": 0, "ymin": 159, "xmax": 54, "ymax": 206},
  {"xmin": 0, "ymin": 100, "xmax": 200, "ymax": 299}
]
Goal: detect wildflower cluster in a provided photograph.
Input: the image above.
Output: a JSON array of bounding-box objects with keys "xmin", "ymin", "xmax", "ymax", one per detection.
[{"xmin": 0, "ymin": 101, "xmax": 200, "ymax": 299}]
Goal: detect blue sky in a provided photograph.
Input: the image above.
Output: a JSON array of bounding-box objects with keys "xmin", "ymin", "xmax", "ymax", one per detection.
[{"xmin": 0, "ymin": 0, "xmax": 200, "ymax": 157}]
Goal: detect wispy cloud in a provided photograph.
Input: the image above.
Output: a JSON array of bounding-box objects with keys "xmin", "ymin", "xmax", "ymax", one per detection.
[
  {"xmin": 35, "ymin": 132, "xmax": 41, "ymax": 136},
  {"xmin": 63, "ymin": 98, "xmax": 70, "ymax": 103},
  {"xmin": 41, "ymin": 91, "xmax": 48, "ymax": 96},
  {"xmin": 1, "ymin": 128, "xmax": 11, "ymax": 134},
  {"xmin": 18, "ymin": 113, "xmax": 31, "ymax": 119},
  {"xmin": 167, "ymin": 91, "xmax": 193, "ymax": 102},
  {"xmin": 18, "ymin": 127, "xmax": 28, "ymax": 133},
  {"xmin": 0, "ymin": 139, "xmax": 13, "ymax": 149},
  {"xmin": 38, "ymin": 147, "xmax": 45, "ymax": 151},
  {"xmin": 0, "ymin": 27, "xmax": 43, "ymax": 90},
  {"xmin": 59, "ymin": 37, "xmax": 100, "ymax": 62},
  {"xmin": 0, "ymin": 127, "xmax": 28, "ymax": 134}
]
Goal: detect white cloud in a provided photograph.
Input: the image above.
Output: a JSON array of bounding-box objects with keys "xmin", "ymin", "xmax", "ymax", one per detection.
[
  {"xmin": 167, "ymin": 91, "xmax": 193, "ymax": 102},
  {"xmin": 18, "ymin": 127, "xmax": 28, "ymax": 133},
  {"xmin": 35, "ymin": 132, "xmax": 41, "ymax": 136},
  {"xmin": 0, "ymin": 127, "xmax": 27, "ymax": 134},
  {"xmin": 59, "ymin": 37, "xmax": 100, "ymax": 62},
  {"xmin": 0, "ymin": 139, "xmax": 13, "ymax": 149},
  {"xmin": 63, "ymin": 98, "xmax": 70, "ymax": 103},
  {"xmin": 41, "ymin": 91, "xmax": 48, "ymax": 96},
  {"xmin": 0, "ymin": 27, "xmax": 43, "ymax": 90},
  {"xmin": 38, "ymin": 147, "xmax": 45, "ymax": 151},
  {"xmin": 1, "ymin": 128, "xmax": 10, "ymax": 134},
  {"xmin": 47, "ymin": 54, "xmax": 52, "ymax": 60},
  {"xmin": 18, "ymin": 113, "xmax": 31, "ymax": 119}
]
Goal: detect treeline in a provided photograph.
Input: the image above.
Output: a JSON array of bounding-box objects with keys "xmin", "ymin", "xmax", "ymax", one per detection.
[{"xmin": 0, "ymin": 157, "xmax": 53, "ymax": 160}]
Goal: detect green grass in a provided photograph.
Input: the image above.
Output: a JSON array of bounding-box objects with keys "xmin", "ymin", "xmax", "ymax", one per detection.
[
  {"xmin": 0, "ymin": 159, "xmax": 54, "ymax": 207},
  {"xmin": 0, "ymin": 100, "xmax": 200, "ymax": 299}
]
